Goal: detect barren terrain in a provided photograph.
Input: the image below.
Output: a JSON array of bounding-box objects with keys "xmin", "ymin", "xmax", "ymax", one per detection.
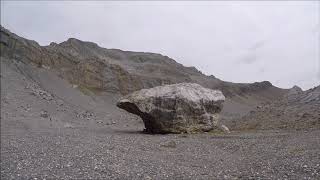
[{"xmin": 1, "ymin": 26, "xmax": 320, "ymax": 179}]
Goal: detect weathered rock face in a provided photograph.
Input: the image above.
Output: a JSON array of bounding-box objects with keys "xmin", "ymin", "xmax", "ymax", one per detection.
[
  {"xmin": 117, "ymin": 83, "xmax": 225, "ymax": 133},
  {"xmin": 1, "ymin": 25, "xmax": 289, "ymax": 125},
  {"xmin": 0, "ymin": 26, "xmax": 288, "ymax": 99}
]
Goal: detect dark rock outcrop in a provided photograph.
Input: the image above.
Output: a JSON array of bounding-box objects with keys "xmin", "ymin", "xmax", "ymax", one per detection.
[{"xmin": 117, "ymin": 83, "xmax": 225, "ymax": 133}]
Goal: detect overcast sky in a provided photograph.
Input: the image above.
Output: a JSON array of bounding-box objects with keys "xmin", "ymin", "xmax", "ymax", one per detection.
[{"xmin": 1, "ymin": 1, "xmax": 319, "ymax": 90}]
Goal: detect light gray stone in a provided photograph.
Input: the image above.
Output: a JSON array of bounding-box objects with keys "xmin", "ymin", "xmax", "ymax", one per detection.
[{"xmin": 117, "ymin": 83, "xmax": 225, "ymax": 133}]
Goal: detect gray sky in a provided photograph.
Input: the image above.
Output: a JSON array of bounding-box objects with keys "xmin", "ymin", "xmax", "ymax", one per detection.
[{"xmin": 1, "ymin": 1, "xmax": 319, "ymax": 90}]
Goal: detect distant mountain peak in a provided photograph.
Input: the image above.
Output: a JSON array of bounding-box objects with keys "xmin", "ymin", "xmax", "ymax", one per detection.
[{"xmin": 291, "ymin": 85, "xmax": 303, "ymax": 91}]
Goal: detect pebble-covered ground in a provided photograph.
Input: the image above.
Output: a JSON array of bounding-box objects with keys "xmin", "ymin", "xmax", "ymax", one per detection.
[
  {"xmin": 1, "ymin": 125, "xmax": 320, "ymax": 179},
  {"xmin": 1, "ymin": 60, "xmax": 320, "ymax": 180}
]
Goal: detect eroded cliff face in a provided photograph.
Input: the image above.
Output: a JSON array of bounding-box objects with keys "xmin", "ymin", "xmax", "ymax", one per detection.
[{"xmin": 0, "ymin": 26, "xmax": 287, "ymax": 105}]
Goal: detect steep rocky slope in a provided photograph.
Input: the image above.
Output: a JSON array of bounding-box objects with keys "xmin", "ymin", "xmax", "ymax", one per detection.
[
  {"xmin": 0, "ymin": 26, "xmax": 288, "ymax": 122},
  {"xmin": 230, "ymin": 85, "xmax": 320, "ymax": 130}
]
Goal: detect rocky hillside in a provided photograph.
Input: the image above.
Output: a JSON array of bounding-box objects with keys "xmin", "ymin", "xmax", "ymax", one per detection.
[
  {"xmin": 230, "ymin": 85, "xmax": 320, "ymax": 130},
  {"xmin": 2, "ymin": 25, "xmax": 320, "ymax": 179},
  {"xmin": 0, "ymin": 26, "xmax": 288, "ymax": 119}
]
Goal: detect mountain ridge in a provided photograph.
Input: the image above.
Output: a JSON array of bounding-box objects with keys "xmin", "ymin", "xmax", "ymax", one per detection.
[
  {"xmin": 0, "ymin": 25, "xmax": 288, "ymax": 120},
  {"xmin": 230, "ymin": 84, "xmax": 320, "ymax": 130}
]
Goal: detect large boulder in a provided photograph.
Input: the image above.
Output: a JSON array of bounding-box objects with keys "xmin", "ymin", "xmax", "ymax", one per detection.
[{"xmin": 117, "ymin": 83, "xmax": 225, "ymax": 133}]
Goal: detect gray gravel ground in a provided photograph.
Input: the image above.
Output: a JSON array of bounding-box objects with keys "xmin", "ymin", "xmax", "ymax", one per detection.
[
  {"xmin": 1, "ymin": 60, "xmax": 320, "ymax": 180},
  {"xmin": 2, "ymin": 126, "xmax": 320, "ymax": 179}
]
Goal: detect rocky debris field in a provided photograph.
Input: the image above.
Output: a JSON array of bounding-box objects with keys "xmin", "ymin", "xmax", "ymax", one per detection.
[
  {"xmin": 1, "ymin": 58, "xmax": 320, "ymax": 180},
  {"xmin": 230, "ymin": 85, "xmax": 320, "ymax": 131},
  {"xmin": 2, "ymin": 126, "xmax": 320, "ymax": 179},
  {"xmin": 1, "ymin": 25, "xmax": 320, "ymax": 179}
]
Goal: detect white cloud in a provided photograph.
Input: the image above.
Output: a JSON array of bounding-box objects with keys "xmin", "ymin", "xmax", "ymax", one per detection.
[{"xmin": 1, "ymin": 1, "xmax": 319, "ymax": 90}]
